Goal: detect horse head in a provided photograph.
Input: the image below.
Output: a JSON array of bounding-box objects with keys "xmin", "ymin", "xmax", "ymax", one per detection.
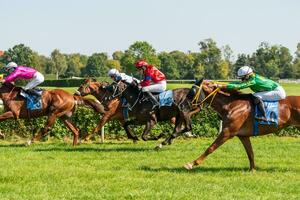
[{"xmin": 75, "ymin": 78, "xmax": 109, "ymax": 96}]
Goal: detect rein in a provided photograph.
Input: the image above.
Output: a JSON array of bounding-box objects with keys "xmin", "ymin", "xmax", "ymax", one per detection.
[{"xmin": 191, "ymin": 83, "xmax": 220, "ymax": 108}]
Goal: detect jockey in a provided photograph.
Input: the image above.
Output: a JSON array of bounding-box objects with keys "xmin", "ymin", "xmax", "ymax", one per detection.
[
  {"xmin": 108, "ymin": 68, "xmax": 139, "ymax": 84},
  {"xmin": 135, "ymin": 60, "xmax": 167, "ymax": 109},
  {"xmin": 217, "ymin": 66, "xmax": 286, "ymax": 120},
  {"xmin": 0, "ymin": 62, "xmax": 45, "ymax": 96}
]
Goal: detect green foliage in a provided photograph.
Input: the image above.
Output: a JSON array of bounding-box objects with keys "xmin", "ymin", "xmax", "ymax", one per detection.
[
  {"xmin": 51, "ymin": 49, "xmax": 68, "ymax": 79},
  {"xmin": 3, "ymin": 44, "xmax": 35, "ymax": 66},
  {"xmin": 120, "ymin": 41, "xmax": 160, "ymax": 76},
  {"xmin": 83, "ymin": 53, "xmax": 108, "ymax": 77},
  {"xmin": 0, "ymin": 106, "xmax": 299, "ymax": 139}
]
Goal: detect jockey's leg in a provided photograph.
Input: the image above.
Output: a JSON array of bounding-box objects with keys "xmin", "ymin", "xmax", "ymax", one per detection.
[
  {"xmin": 145, "ymin": 91, "xmax": 159, "ymax": 110},
  {"xmin": 253, "ymin": 96, "xmax": 267, "ymax": 120},
  {"xmin": 23, "ymin": 72, "xmax": 45, "ymax": 96}
]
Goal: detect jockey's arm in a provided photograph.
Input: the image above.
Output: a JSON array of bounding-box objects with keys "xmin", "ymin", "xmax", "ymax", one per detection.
[
  {"xmin": 226, "ymin": 79, "xmax": 256, "ymax": 90},
  {"xmin": 4, "ymin": 70, "xmax": 20, "ymax": 82}
]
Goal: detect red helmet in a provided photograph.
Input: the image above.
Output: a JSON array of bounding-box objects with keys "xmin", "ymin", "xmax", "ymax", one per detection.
[{"xmin": 135, "ymin": 60, "xmax": 149, "ymax": 68}]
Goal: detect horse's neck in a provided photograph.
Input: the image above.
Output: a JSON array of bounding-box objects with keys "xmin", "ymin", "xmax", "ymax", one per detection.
[{"xmin": 0, "ymin": 88, "xmax": 21, "ymax": 103}]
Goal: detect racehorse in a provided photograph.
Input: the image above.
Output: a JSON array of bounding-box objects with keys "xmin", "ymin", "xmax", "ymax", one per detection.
[
  {"xmin": 111, "ymin": 80, "xmax": 196, "ymax": 148},
  {"xmin": 75, "ymin": 78, "xmax": 178, "ymax": 143},
  {"xmin": 0, "ymin": 82, "xmax": 105, "ymax": 145},
  {"xmin": 75, "ymin": 78, "xmax": 139, "ymax": 142},
  {"xmin": 184, "ymin": 79, "xmax": 300, "ymax": 171}
]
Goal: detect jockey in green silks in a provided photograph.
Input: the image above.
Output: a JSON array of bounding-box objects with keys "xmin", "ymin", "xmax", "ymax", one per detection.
[{"xmin": 215, "ymin": 66, "xmax": 286, "ymax": 121}]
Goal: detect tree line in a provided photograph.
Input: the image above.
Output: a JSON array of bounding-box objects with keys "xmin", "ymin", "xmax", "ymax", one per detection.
[{"xmin": 1, "ymin": 39, "xmax": 300, "ymax": 80}]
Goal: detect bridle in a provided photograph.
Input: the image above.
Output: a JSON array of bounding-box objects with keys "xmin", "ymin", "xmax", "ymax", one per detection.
[{"xmin": 191, "ymin": 82, "xmax": 221, "ymax": 108}]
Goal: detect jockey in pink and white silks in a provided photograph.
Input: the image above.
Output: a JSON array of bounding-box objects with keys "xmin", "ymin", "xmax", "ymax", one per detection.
[{"xmin": 1, "ymin": 62, "xmax": 44, "ymax": 96}]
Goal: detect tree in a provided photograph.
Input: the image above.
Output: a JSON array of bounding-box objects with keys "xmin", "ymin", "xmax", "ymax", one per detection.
[
  {"xmin": 65, "ymin": 53, "xmax": 85, "ymax": 78},
  {"xmin": 169, "ymin": 51, "xmax": 194, "ymax": 79},
  {"xmin": 197, "ymin": 39, "xmax": 223, "ymax": 79},
  {"xmin": 112, "ymin": 51, "xmax": 124, "ymax": 61},
  {"xmin": 120, "ymin": 41, "xmax": 160, "ymax": 76},
  {"xmin": 3, "ymin": 44, "xmax": 34, "ymax": 66},
  {"xmin": 222, "ymin": 45, "xmax": 235, "ymax": 78},
  {"xmin": 158, "ymin": 52, "xmax": 180, "ymax": 79},
  {"xmin": 292, "ymin": 43, "xmax": 300, "ymax": 78},
  {"xmin": 51, "ymin": 49, "xmax": 67, "ymax": 79},
  {"xmin": 83, "ymin": 53, "xmax": 108, "ymax": 77},
  {"xmin": 106, "ymin": 60, "xmax": 122, "ymax": 71},
  {"xmin": 251, "ymin": 42, "xmax": 292, "ymax": 78}
]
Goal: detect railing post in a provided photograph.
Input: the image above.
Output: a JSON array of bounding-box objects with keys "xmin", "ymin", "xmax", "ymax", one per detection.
[{"xmin": 100, "ymin": 126, "xmax": 105, "ymax": 143}]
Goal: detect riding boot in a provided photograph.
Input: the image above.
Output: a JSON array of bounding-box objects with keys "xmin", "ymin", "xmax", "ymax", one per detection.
[
  {"xmin": 26, "ymin": 89, "xmax": 41, "ymax": 97},
  {"xmin": 145, "ymin": 91, "xmax": 159, "ymax": 110},
  {"xmin": 254, "ymin": 97, "xmax": 267, "ymax": 121}
]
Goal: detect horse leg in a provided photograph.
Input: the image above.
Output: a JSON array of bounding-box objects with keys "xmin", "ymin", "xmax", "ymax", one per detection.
[
  {"xmin": 238, "ymin": 136, "xmax": 256, "ymax": 171},
  {"xmin": 122, "ymin": 120, "xmax": 139, "ymax": 142},
  {"xmin": 61, "ymin": 116, "xmax": 80, "ymax": 146},
  {"xmin": 84, "ymin": 113, "xmax": 111, "ymax": 141},
  {"xmin": 141, "ymin": 120, "xmax": 157, "ymax": 141},
  {"xmin": 184, "ymin": 130, "xmax": 233, "ymax": 170},
  {"xmin": 0, "ymin": 111, "xmax": 14, "ymax": 121},
  {"xmin": 31, "ymin": 114, "xmax": 57, "ymax": 143}
]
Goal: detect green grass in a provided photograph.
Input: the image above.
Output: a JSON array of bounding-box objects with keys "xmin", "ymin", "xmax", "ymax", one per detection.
[{"xmin": 0, "ymin": 137, "xmax": 299, "ymax": 199}]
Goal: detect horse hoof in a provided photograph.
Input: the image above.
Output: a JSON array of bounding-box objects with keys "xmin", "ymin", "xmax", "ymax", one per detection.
[
  {"xmin": 184, "ymin": 163, "xmax": 193, "ymax": 170},
  {"xmin": 154, "ymin": 144, "xmax": 162, "ymax": 151}
]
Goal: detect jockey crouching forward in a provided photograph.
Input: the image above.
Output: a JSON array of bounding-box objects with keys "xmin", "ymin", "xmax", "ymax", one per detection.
[
  {"xmin": 135, "ymin": 60, "xmax": 167, "ymax": 109},
  {"xmin": 215, "ymin": 66, "xmax": 286, "ymax": 121},
  {"xmin": 107, "ymin": 68, "xmax": 139, "ymax": 108},
  {"xmin": 0, "ymin": 62, "xmax": 44, "ymax": 96}
]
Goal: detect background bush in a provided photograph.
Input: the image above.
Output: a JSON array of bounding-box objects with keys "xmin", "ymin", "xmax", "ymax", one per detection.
[{"xmin": 0, "ymin": 106, "xmax": 299, "ymax": 140}]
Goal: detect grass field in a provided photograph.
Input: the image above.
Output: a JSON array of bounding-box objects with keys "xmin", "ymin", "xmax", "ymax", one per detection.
[{"xmin": 0, "ymin": 137, "xmax": 299, "ymax": 199}]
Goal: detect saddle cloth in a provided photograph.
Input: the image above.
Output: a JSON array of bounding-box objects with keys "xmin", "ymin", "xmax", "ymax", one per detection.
[
  {"xmin": 253, "ymin": 101, "xmax": 279, "ymax": 136},
  {"xmin": 158, "ymin": 90, "xmax": 173, "ymax": 107},
  {"xmin": 20, "ymin": 89, "xmax": 43, "ymax": 110}
]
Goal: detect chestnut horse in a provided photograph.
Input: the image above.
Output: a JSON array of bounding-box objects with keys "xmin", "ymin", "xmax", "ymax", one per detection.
[
  {"xmin": 75, "ymin": 78, "xmax": 177, "ymax": 142},
  {"xmin": 0, "ymin": 82, "xmax": 105, "ymax": 145},
  {"xmin": 184, "ymin": 79, "xmax": 300, "ymax": 171}
]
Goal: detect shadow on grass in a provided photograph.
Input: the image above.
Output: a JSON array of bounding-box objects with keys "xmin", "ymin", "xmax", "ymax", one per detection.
[
  {"xmin": 139, "ymin": 165, "xmax": 299, "ymax": 173},
  {"xmin": 33, "ymin": 146, "xmax": 151, "ymax": 153}
]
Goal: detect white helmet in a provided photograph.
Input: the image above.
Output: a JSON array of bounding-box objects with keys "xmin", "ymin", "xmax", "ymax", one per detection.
[
  {"xmin": 6, "ymin": 62, "xmax": 17, "ymax": 70},
  {"xmin": 108, "ymin": 69, "xmax": 120, "ymax": 77},
  {"xmin": 237, "ymin": 66, "xmax": 253, "ymax": 78}
]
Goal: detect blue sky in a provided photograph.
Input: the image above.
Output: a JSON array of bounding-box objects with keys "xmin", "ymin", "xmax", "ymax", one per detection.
[{"xmin": 1, "ymin": 0, "xmax": 299, "ymax": 57}]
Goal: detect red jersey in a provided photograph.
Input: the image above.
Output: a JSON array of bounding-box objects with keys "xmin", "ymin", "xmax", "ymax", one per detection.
[{"xmin": 140, "ymin": 65, "xmax": 166, "ymax": 87}]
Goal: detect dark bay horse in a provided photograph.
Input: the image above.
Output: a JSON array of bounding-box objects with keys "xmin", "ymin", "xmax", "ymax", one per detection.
[
  {"xmin": 113, "ymin": 80, "xmax": 195, "ymax": 148},
  {"xmin": 184, "ymin": 79, "xmax": 300, "ymax": 171},
  {"xmin": 75, "ymin": 78, "xmax": 139, "ymax": 142},
  {"xmin": 75, "ymin": 78, "xmax": 177, "ymax": 142},
  {"xmin": 0, "ymin": 82, "xmax": 105, "ymax": 145}
]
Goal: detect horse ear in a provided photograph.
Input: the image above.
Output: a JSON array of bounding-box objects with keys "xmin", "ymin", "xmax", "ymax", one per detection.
[{"xmin": 195, "ymin": 78, "xmax": 204, "ymax": 86}]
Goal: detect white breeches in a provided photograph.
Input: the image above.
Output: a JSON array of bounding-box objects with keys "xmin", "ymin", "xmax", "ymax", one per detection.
[
  {"xmin": 24, "ymin": 72, "xmax": 45, "ymax": 90},
  {"xmin": 253, "ymin": 86, "xmax": 286, "ymax": 101},
  {"xmin": 142, "ymin": 80, "xmax": 167, "ymax": 93}
]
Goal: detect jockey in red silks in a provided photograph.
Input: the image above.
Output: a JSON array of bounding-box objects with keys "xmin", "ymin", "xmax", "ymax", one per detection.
[
  {"xmin": 0, "ymin": 62, "xmax": 44, "ymax": 96},
  {"xmin": 135, "ymin": 60, "xmax": 167, "ymax": 109}
]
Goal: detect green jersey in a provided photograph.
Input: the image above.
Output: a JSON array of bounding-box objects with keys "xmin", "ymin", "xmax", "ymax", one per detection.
[{"xmin": 226, "ymin": 74, "xmax": 279, "ymax": 92}]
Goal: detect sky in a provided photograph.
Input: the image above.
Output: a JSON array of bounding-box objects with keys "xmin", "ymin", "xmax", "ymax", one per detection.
[{"xmin": 1, "ymin": 0, "xmax": 299, "ymax": 58}]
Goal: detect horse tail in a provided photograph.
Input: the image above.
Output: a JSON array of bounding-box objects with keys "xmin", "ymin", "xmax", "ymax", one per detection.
[{"xmin": 73, "ymin": 95, "xmax": 106, "ymax": 114}]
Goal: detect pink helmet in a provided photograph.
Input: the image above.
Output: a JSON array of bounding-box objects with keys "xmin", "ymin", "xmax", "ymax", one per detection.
[{"xmin": 135, "ymin": 60, "xmax": 149, "ymax": 69}]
